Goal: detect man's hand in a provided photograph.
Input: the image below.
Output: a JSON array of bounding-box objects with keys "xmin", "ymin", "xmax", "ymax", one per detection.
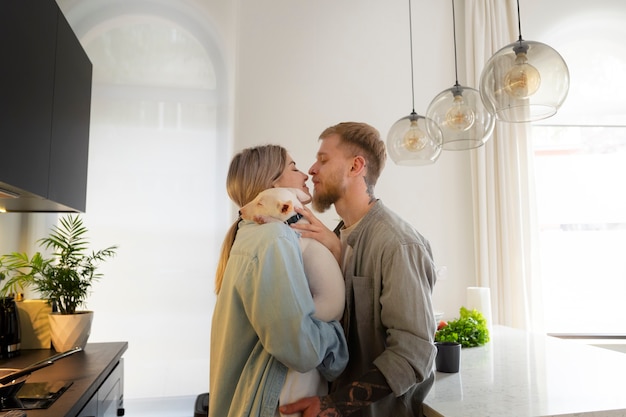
[
  {"xmin": 279, "ymin": 395, "xmax": 342, "ymax": 417},
  {"xmin": 279, "ymin": 396, "xmax": 321, "ymax": 417},
  {"xmin": 291, "ymin": 206, "xmax": 342, "ymax": 263}
]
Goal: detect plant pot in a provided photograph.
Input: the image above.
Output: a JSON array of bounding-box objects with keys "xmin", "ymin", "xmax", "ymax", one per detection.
[
  {"xmin": 435, "ymin": 341, "xmax": 461, "ymax": 373},
  {"xmin": 48, "ymin": 311, "xmax": 94, "ymax": 352}
]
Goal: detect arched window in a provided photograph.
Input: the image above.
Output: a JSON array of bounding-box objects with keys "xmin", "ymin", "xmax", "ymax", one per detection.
[{"xmin": 59, "ymin": 0, "xmax": 229, "ymax": 403}]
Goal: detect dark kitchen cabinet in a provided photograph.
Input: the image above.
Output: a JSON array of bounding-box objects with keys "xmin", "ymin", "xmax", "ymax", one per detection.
[
  {"xmin": 76, "ymin": 359, "xmax": 124, "ymax": 417},
  {"xmin": 0, "ymin": 0, "xmax": 92, "ymax": 212}
]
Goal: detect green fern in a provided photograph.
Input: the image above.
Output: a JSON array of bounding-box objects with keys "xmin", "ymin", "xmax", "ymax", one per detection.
[{"xmin": 0, "ymin": 215, "xmax": 117, "ymax": 314}]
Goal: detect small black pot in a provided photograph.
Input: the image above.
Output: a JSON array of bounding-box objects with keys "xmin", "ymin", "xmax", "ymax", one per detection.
[{"xmin": 435, "ymin": 342, "xmax": 461, "ymax": 373}]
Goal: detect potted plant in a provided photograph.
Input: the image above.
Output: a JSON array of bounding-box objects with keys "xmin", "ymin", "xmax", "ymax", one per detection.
[
  {"xmin": 433, "ymin": 307, "xmax": 490, "ymax": 373},
  {"xmin": 0, "ymin": 215, "xmax": 117, "ymax": 351},
  {"xmin": 435, "ymin": 306, "xmax": 490, "ymax": 347}
]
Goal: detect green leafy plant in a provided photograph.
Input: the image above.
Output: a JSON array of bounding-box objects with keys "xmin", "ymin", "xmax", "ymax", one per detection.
[
  {"xmin": 435, "ymin": 306, "xmax": 490, "ymax": 347},
  {"xmin": 0, "ymin": 215, "xmax": 117, "ymax": 314}
]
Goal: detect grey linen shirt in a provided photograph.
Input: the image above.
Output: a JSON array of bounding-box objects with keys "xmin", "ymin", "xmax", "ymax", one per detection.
[{"xmin": 335, "ymin": 200, "xmax": 437, "ymax": 417}]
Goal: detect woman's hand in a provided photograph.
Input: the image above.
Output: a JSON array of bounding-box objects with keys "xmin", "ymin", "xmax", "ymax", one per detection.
[{"xmin": 291, "ymin": 206, "xmax": 342, "ymax": 264}]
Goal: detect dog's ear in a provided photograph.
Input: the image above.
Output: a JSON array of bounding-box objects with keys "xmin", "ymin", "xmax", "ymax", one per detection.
[
  {"xmin": 280, "ymin": 201, "xmax": 294, "ymax": 215},
  {"xmin": 288, "ymin": 188, "xmax": 311, "ymax": 204}
]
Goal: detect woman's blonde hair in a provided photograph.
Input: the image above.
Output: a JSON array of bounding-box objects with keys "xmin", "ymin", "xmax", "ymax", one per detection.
[{"xmin": 214, "ymin": 145, "xmax": 288, "ymax": 293}]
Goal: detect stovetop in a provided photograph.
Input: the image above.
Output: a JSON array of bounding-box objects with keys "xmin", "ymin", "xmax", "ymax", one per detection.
[{"xmin": 0, "ymin": 381, "xmax": 72, "ymax": 411}]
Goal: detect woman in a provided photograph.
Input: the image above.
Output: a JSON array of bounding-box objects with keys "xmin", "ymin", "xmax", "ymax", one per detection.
[{"xmin": 209, "ymin": 145, "xmax": 348, "ymax": 417}]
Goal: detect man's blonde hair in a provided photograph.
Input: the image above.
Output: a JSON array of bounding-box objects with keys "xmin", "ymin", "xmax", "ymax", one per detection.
[{"xmin": 319, "ymin": 122, "xmax": 386, "ymax": 187}]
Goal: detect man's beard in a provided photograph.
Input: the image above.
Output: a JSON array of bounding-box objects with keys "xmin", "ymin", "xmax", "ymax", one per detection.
[{"xmin": 312, "ymin": 179, "xmax": 343, "ymax": 213}]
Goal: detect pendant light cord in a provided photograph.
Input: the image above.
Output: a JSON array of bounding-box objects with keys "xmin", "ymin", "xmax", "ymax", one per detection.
[
  {"xmin": 451, "ymin": 0, "xmax": 460, "ymax": 88},
  {"xmin": 408, "ymin": 0, "xmax": 416, "ymax": 113},
  {"xmin": 516, "ymin": 0, "xmax": 523, "ymax": 42}
]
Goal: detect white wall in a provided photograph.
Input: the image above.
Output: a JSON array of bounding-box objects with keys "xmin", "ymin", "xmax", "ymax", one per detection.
[{"xmin": 233, "ymin": 0, "xmax": 475, "ymax": 321}]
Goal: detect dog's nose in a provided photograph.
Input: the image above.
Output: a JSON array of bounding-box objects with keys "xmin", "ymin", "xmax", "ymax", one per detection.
[{"xmin": 238, "ymin": 210, "xmax": 242, "ymax": 216}]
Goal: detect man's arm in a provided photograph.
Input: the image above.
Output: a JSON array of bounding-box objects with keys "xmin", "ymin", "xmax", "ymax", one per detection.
[
  {"xmin": 326, "ymin": 366, "xmax": 393, "ymax": 415},
  {"xmin": 279, "ymin": 366, "xmax": 392, "ymax": 417}
]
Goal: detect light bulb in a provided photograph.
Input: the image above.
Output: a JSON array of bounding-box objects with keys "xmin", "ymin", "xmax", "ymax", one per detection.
[
  {"xmin": 403, "ymin": 119, "xmax": 428, "ymax": 151},
  {"xmin": 504, "ymin": 51, "xmax": 541, "ymax": 99},
  {"xmin": 444, "ymin": 94, "xmax": 475, "ymax": 131}
]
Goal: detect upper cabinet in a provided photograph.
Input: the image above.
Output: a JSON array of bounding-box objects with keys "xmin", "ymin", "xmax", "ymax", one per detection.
[{"xmin": 0, "ymin": 0, "xmax": 92, "ymax": 212}]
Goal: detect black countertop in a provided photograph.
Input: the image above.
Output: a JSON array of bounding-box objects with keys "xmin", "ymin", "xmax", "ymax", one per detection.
[{"xmin": 0, "ymin": 342, "xmax": 128, "ymax": 417}]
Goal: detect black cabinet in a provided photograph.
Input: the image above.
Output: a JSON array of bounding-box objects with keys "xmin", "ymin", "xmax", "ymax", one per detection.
[
  {"xmin": 77, "ymin": 359, "xmax": 125, "ymax": 417},
  {"xmin": 0, "ymin": 0, "xmax": 92, "ymax": 212}
]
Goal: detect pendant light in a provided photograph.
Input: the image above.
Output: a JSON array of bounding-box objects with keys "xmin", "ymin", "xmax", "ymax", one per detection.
[
  {"xmin": 479, "ymin": 0, "xmax": 569, "ymax": 123},
  {"xmin": 387, "ymin": 0, "xmax": 443, "ymax": 166},
  {"xmin": 426, "ymin": 0, "xmax": 495, "ymax": 150}
]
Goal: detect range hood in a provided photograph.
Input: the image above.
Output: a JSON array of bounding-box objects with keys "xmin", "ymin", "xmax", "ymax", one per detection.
[
  {"xmin": 0, "ymin": 183, "xmax": 82, "ymax": 213},
  {"xmin": 0, "ymin": 0, "xmax": 92, "ymax": 213}
]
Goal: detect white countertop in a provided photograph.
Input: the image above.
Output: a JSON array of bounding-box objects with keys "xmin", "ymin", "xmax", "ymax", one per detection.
[{"xmin": 423, "ymin": 325, "xmax": 626, "ymax": 417}]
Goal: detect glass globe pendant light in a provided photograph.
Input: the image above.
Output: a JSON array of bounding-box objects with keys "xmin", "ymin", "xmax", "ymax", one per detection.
[
  {"xmin": 387, "ymin": 0, "xmax": 443, "ymax": 166},
  {"xmin": 479, "ymin": 0, "xmax": 569, "ymax": 123},
  {"xmin": 387, "ymin": 111, "xmax": 442, "ymax": 165},
  {"xmin": 426, "ymin": 0, "xmax": 495, "ymax": 150}
]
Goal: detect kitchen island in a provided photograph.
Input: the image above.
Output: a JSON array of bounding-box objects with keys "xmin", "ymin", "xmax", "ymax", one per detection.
[
  {"xmin": 0, "ymin": 342, "xmax": 127, "ymax": 417},
  {"xmin": 423, "ymin": 326, "xmax": 626, "ymax": 417}
]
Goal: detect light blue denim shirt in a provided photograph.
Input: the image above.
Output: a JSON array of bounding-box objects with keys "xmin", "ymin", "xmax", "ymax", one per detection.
[{"xmin": 209, "ymin": 220, "xmax": 348, "ymax": 417}]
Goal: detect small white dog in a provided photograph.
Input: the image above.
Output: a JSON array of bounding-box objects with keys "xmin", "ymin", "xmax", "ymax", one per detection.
[{"xmin": 239, "ymin": 187, "xmax": 345, "ymax": 416}]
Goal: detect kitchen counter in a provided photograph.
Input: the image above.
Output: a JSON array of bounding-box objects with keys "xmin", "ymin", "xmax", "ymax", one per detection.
[
  {"xmin": 424, "ymin": 326, "xmax": 626, "ymax": 417},
  {"xmin": 0, "ymin": 342, "xmax": 127, "ymax": 417}
]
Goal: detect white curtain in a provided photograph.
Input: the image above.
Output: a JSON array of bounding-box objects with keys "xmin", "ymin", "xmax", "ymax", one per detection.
[{"xmin": 464, "ymin": 0, "xmax": 544, "ymax": 332}]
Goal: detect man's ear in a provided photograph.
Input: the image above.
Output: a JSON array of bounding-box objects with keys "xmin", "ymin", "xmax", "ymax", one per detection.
[{"xmin": 350, "ymin": 155, "xmax": 367, "ymax": 175}]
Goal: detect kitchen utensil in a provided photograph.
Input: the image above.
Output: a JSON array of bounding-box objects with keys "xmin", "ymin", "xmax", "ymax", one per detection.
[
  {"xmin": 0, "ymin": 369, "xmax": 28, "ymax": 401},
  {"xmin": 0, "ymin": 297, "xmax": 20, "ymax": 359},
  {"xmin": 0, "ymin": 346, "xmax": 82, "ymax": 386}
]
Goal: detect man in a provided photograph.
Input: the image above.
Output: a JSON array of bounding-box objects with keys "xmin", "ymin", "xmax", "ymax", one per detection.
[{"xmin": 281, "ymin": 122, "xmax": 437, "ymax": 417}]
